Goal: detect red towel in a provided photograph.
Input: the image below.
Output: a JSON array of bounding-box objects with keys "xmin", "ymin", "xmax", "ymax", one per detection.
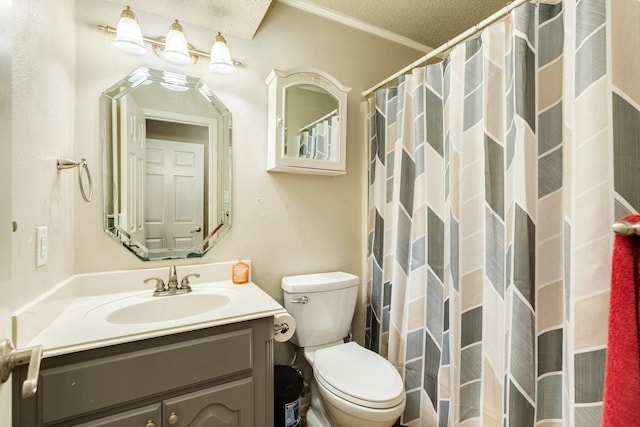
[{"xmin": 603, "ymin": 214, "xmax": 640, "ymax": 426}]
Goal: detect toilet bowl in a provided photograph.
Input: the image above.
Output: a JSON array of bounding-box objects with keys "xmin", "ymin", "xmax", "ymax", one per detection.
[
  {"xmin": 281, "ymin": 272, "xmax": 406, "ymax": 427},
  {"xmin": 312, "ymin": 342, "xmax": 405, "ymax": 427}
]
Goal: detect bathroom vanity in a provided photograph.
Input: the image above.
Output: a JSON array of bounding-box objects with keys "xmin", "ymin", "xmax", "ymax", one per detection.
[
  {"xmin": 8, "ymin": 262, "xmax": 286, "ymax": 427},
  {"xmin": 13, "ymin": 317, "xmax": 272, "ymax": 426}
]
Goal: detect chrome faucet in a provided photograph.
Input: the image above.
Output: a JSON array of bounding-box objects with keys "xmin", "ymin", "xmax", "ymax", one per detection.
[
  {"xmin": 167, "ymin": 265, "xmax": 179, "ymax": 291},
  {"xmin": 144, "ymin": 265, "xmax": 200, "ymax": 296}
]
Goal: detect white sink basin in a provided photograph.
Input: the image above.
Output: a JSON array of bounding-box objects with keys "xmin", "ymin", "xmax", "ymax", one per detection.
[
  {"xmin": 106, "ymin": 293, "xmax": 231, "ymax": 324},
  {"xmin": 84, "ymin": 287, "xmax": 241, "ymax": 325},
  {"xmin": 14, "ymin": 262, "xmax": 289, "ymax": 357}
]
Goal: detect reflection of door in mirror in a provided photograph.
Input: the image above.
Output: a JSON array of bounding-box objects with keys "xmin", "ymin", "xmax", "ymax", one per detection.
[
  {"xmin": 144, "ymin": 119, "xmax": 210, "ymax": 259},
  {"xmin": 119, "ymin": 95, "xmax": 146, "ymax": 248},
  {"xmin": 145, "ymin": 139, "xmax": 204, "ymax": 254}
]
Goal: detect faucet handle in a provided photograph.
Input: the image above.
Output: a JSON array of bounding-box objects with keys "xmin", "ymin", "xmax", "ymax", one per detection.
[
  {"xmin": 179, "ymin": 273, "xmax": 200, "ymax": 291},
  {"xmin": 145, "ymin": 277, "xmax": 166, "ymax": 295}
]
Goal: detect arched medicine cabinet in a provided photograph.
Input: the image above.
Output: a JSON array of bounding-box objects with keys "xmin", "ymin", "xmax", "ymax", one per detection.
[{"xmin": 265, "ymin": 68, "xmax": 351, "ymax": 175}]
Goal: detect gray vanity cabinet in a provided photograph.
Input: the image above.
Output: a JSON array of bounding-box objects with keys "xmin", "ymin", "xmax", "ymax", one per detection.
[
  {"xmin": 13, "ymin": 318, "xmax": 274, "ymax": 427},
  {"xmin": 74, "ymin": 404, "xmax": 161, "ymax": 426},
  {"xmin": 162, "ymin": 378, "xmax": 253, "ymax": 426}
]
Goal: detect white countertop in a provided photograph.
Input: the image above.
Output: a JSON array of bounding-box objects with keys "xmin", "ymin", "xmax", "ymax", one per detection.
[{"xmin": 12, "ymin": 261, "xmax": 286, "ymax": 357}]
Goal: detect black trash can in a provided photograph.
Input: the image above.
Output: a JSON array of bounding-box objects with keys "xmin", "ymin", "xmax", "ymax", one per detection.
[{"xmin": 274, "ymin": 365, "xmax": 304, "ymax": 427}]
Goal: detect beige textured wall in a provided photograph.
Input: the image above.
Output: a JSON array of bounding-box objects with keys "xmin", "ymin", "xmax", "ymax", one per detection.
[
  {"xmin": 5, "ymin": 5, "xmax": 422, "ymax": 409},
  {"xmin": 72, "ymin": 1, "xmax": 422, "ymax": 340},
  {"xmin": 4, "ymin": 0, "xmax": 76, "ymax": 422},
  {"xmin": 0, "ymin": 0, "xmax": 429, "ymax": 419},
  {"xmin": 0, "ymin": 0, "xmax": 13, "ymax": 420},
  {"xmin": 4, "ymin": 0, "xmax": 422, "ymax": 366},
  {"xmin": 3, "ymin": 0, "xmax": 426, "ymax": 420},
  {"xmin": 6, "ymin": 0, "xmax": 421, "ymax": 382},
  {"xmin": 11, "ymin": 0, "xmax": 76, "ymax": 314}
]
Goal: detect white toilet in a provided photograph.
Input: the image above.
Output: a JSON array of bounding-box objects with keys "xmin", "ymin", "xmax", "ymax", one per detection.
[{"xmin": 282, "ymin": 272, "xmax": 406, "ymax": 427}]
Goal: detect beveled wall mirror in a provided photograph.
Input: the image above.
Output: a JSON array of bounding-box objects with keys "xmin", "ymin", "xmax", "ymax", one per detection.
[
  {"xmin": 266, "ymin": 68, "xmax": 351, "ymax": 175},
  {"xmin": 101, "ymin": 68, "xmax": 232, "ymax": 261}
]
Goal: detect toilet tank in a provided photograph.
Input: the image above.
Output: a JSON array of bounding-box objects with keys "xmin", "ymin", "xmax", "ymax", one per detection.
[{"xmin": 281, "ymin": 272, "xmax": 359, "ymax": 348}]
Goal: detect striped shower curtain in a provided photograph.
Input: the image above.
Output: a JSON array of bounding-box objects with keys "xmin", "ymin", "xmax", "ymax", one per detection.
[
  {"xmin": 366, "ymin": 0, "xmax": 640, "ymax": 425},
  {"xmin": 298, "ymin": 114, "xmax": 339, "ymax": 160}
]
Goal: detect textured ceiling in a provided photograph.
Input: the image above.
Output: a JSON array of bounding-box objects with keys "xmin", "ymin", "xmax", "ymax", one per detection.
[
  {"xmin": 110, "ymin": 0, "xmax": 510, "ymax": 51},
  {"xmin": 296, "ymin": 0, "xmax": 509, "ymax": 50}
]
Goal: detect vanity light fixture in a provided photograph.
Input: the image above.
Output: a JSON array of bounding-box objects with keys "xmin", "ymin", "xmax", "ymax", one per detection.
[
  {"xmin": 209, "ymin": 33, "xmax": 234, "ymax": 74},
  {"xmin": 111, "ymin": 6, "xmax": 147, "ymax": 55},
  {"xmin": 98, "ymin": 6, "xmax": 239, "ymax": 73},
  {"xmin": 160, "ymin": 20, "xmax": 193, "ymax": 66}
]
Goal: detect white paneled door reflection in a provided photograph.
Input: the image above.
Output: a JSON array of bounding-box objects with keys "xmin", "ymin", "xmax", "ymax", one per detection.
[
  {"xmin": 120, "ymin": 94, "xmax": 147, "ymax": 246},
  {"xmin": 145, "ymin": 139, "xmax": 204, "ymax": 254}
]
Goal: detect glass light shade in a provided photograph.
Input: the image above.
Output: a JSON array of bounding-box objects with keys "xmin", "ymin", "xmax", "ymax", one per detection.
[
  {"xmin": 160, "ymin": 20, "xmax": 193, "ymax": 66},
  {"xmin": 209, "ymin": 33, "xmax": 235, "ymax": 74},
  {"xmin": 111, "ymin": 7, "xmax": 147, "ymax": 56},
  {"xmin": 161, "ymin": 71, "xmax": 189, "ymax": 92}
]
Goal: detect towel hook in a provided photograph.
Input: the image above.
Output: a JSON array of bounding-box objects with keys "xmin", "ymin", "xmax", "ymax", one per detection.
[
  {"xmin": 612, "ymin": 219, "xmax": 640, "ymax": 236},
  {"xmin": 57, "ymin": 157, "xmax": 93, "ymax": 202}
]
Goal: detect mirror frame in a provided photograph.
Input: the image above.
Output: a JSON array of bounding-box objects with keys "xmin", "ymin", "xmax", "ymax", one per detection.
[
  {"xmin": 101, "ymin": 68, "xmax": 232, "ymax": 261},
  {"xmin": 265, "ymin": 68, "xmax": 351, "ymax": 175}
]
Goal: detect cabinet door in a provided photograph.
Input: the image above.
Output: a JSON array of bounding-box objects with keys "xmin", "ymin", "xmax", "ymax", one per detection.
[
  {"xmin": 74, "ymin": 403, "xmax": 161, "ymax": 427},
  {"xmin": 163, "ymin": 378, "xmax": 253, "ymax": 427},
  {"xmin": 265, "ymin": 68, "xmax": 351, "ymax": 175},
  {"xmin": 39, "ymin": 329, "xmax": 252, "ymax": 424}
]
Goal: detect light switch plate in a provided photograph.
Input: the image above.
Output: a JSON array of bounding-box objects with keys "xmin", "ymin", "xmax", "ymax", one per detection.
[{"xmin": 36, "ymin": 226, "xmax": 47, "ymax": 267}]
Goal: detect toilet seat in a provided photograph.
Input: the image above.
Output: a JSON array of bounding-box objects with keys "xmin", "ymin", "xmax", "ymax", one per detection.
[{"xmin": 313, "ymin": 342, "xmax": 405, "ymax": 409}]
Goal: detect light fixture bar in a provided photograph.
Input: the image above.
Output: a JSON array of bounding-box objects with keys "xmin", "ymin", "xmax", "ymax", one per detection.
[
  {"xmin": 97, "ymin": 24, "xmax": 241, "ymax": 67},
  {"xmin": 97, "ymin": 24, "xmax": 212, "ymax": 59},
  {"xmin": 100, "ymin": 6, "xmax": 242, "ymax": 73}
]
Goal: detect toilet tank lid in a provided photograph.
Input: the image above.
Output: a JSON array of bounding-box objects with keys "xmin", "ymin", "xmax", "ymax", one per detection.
[{"xmin": 281, "ymin": 271, "xmax": 359, "ymax": 292}]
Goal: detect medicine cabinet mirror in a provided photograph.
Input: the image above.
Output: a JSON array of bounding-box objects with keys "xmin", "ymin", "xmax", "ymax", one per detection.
[
  {"xmin": 101, "ymin": 68, "xmax": 232, "ymax": 261},
  {"xmin": 265, "ymin": 68, "xmax": 351, "ymax": 175}
]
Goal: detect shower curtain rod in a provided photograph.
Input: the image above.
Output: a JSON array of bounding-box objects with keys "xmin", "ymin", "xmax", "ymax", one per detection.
[{"xmin": 362, "ymin": 0, "xmax": 533, "ymax": 97}]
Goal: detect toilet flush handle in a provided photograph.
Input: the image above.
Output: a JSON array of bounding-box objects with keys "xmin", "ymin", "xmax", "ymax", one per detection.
[{"xmin": 290, "ymin": 296, "xmax": 309, "ymax": 304}]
